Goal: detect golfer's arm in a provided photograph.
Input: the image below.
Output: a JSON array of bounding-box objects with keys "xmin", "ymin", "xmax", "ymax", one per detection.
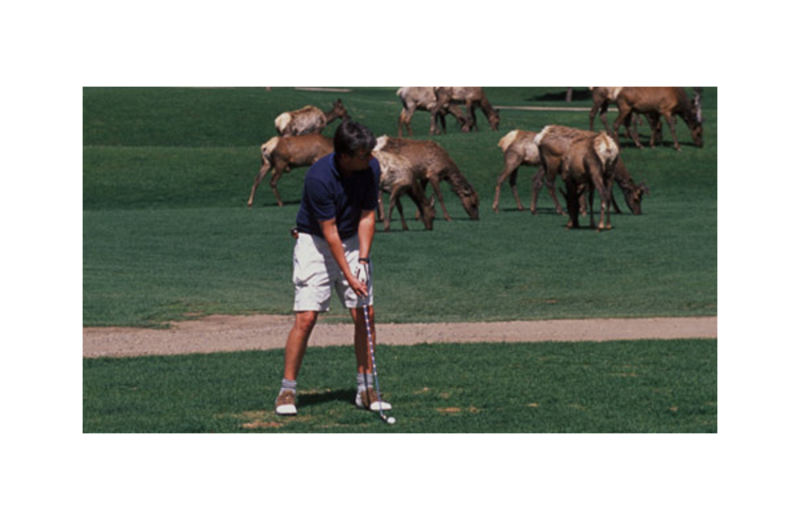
[
  {"xmin": 319, "ymin": 219, "xmax": 356, "ymax": 283},
  {"xmin": 357, "ymin": 209, "xmax": 376, "ymax": 261}
]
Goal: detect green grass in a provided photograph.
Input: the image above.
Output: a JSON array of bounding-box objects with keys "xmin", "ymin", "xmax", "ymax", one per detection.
[
  {"xmin": 83, "ymin": 87, "xmax": 717, "ymax": 327},
  {"xmin": 83, "ymin": 338, "xmax": 717, "ymax": 433}
]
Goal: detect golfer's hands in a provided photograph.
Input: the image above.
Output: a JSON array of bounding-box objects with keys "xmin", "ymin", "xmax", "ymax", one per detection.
[{"xmin": 351, "ymin": 262, "xmax": 370, "ymax": 298}]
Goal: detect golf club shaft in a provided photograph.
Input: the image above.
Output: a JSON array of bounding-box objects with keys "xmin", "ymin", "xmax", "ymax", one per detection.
[{"xmin": 362, "ymin": 303, "xmax": 388, "ymax": 421}]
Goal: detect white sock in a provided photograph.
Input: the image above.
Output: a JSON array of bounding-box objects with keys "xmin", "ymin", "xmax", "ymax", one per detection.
[
  {"xmin": 357, "ymin": 373, "xmax": 373, "ymax": 392},
  {"xmin": 281, "ymin": 378, "xmax": 297, "ymax": 394}
]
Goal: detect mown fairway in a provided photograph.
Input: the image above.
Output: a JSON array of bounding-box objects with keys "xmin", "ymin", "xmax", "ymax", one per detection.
[
  {"xmin": 84, "ymin": 339, "xmax": 716, "ymax": 433},
  {"xmin": 84, "ymin": 87, "xmax": 717, "ymax": 327}
]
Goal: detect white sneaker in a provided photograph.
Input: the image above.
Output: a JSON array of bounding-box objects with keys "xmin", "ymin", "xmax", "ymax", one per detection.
[
  {"xmin": 355, "ymin": 388, "xmax": 392, "ymax": 411},
  {"xmin": 275, "ymin": 390, "xmax": 297, "ymax": 415}
]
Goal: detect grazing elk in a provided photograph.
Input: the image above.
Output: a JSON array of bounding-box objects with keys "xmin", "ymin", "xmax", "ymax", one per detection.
[
  {"xmin": 494, "ymin": 129, "xmax": 541, "ymax": 213},
  {"xmin": 612, "ymin": 87, "xmax": 703, "ymax": 151},
  {"xmin": 529, "ymin": 125, "xmax": 648, "ymax": 217},
  {"xmin": 589, "ymin": 87, "xmax": 624, "ymax": 134},
  {"xmin": 247, "ymin": 134, "xmax": 333, "ymax": 207},
  {"xmin": 534, "ymin": 125, "xmax": 622, "ymax": 230},
  {"xmin": 274, "ymin": 99, "xmax": 349, "ymax": 136},
  {"xmin": 375, "ymin": 136, "xmax": 480, "ymax": 221},
  {"xmin": 433, "ymin": 87, "xmax": 500, "ymax": 132},
  {"xmin": 396, "ymin": 87, "xmax": 471, "ymax": 137},
  {"xmin": 372, "ymin": 149, "xmax": 436, "ymax": 231}
]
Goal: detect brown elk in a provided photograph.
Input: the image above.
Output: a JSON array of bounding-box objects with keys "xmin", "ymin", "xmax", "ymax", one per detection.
[
  {"xmin": 534, "ymin": 125, "xmax": 621, "ymax": 230},
  {"xmin": 433, "ymin": 87, "xmax": 500, "ymax": 132},
  {"xmin": 589, "ymin": 87, "xmax": 626, "ymax": 134},
  {"xmin": 274, "ymin": 99, "xmax": 349, "ymax": 136},
  {"xmin": 531, "ymin": 156, "xmax": 648, "ymax": 216},
  {"xmin": 493, "ymin": 129, "xmax": 541, "ymax": 213},
  {"xmin": 247, "ymin": 134, "xmax": 333, "ymax": 207},
  {"xmin": 372, "ymin": 149, "xmax": 436, "ymax": 231},
  {"xmin": 375, "ymin": 136, "xmax": 480, "ymax": 221},
  {"xmin": 504, "ymin": 130, "xmax": 650, "ymax": 219},
  {"xmin": 396, "ymin": 87, "xmax": 471, "ymax": 137},
  {"xmin": 612, "ymin": 87, "xmax": 703, "ymax": 151}
]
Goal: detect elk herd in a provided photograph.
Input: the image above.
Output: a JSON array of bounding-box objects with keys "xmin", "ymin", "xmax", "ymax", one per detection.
[{"xmin": 248, "ymin": 87, "xmax": 705, "ymax": 232}]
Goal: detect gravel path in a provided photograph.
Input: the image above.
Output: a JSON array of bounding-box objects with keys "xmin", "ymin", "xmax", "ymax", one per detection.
[{"xmin": 83, "ymin": 315, "xmax": 717, "ymax": 358}]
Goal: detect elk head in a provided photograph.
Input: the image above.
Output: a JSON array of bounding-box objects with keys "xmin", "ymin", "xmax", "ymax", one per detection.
[
  {"xmin": 460, "ymin": 183, "xmax": 480, "ymax": 220},
  {"xmin": 488, "ymin": 108, "xmax": 501, "ymax": 131},
  {"xmin": 333, "ymin": 99, "xmax": 350, "ymax": 121}
]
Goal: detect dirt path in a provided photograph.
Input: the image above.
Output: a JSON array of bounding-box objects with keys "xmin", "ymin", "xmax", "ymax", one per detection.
[{"xmin": 83, "ymin": 315, "xmax": 717, "ymax": 358}]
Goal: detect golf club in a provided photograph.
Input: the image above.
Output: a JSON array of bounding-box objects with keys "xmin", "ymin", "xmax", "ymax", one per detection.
[{"xmin": 362, "ymin": 303, "xmax": 395, "ymax": 425}]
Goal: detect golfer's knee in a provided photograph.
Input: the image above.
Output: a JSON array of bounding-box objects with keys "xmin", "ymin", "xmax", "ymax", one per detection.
[{"xmin": 294, "ymin": 312, "xmax": 317, "ymax": 333}]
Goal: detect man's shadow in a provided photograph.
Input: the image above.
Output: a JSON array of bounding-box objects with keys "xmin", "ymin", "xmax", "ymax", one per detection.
[{"xmin": 299, "ymin": 389, "xmax": 353, "ymax": 408}]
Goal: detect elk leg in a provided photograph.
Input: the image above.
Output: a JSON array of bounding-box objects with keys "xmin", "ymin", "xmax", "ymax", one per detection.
[
  {"xmin": 646, "ymin": 113, "xmax": 660, "ymax": 147},
  {"xmin": 384, "ymin": 194, "xmax": 394, "ymax": 232},
  {"xmin": 493, "ymin": 155, "xmax": 522, "ymax": 213},
  {"xmin": 531, "ymin": 165, "xmax": 564, "ymax": 215},
  {"xmin": 270, "ymin": 163, "xmax": 287, "ymax": 207},
  {"xmin": 394, "ymin": 196, "xmax": 409, "ymax": 231},
  {"xmin": 599, "ymin": 103, "xmax": 612, "ymax": 134},
  {"xmin": 613, "ymin": 103, "xmax": 632, "ymax": 145},
  {"xmin": 467, "ymin": 102, "xmax": 478, "ymax": 132},
  {"xmin": 247, "ymin": 162, "xmax": 272, "ymax": 207},
  {"xmin": 399, "ymin": 106, "xmax": 413, "ymax": 137},
  {"xmin": 388, "ymin": 185, "xmax": 408, "ymax": 231},
  {"xmin": 563, "ymin": 179, "xmax": 580, "ymax": 229},
  {"xmin": 428, "ymin": 178, "xmax": 452, "ymax": 221},
  {"xmin": 531, "ymin": 167, "xmax": 544, "ymax": 214},
  {"xmin": 664, "ymin": 113, "xmax": 681, "ymax": 151},
  {"xmin": 508, "ymin": 169, "xmax": 524, "ymax": 211},
  {"xmin": 626, "ymin": 112, "xmax": 645, "ymax": 149},
  {"xmin": 408, "ymin": 179, "xmax": 435, "ymax": 231},
  {"xmin": 377, "ymin": 191, "xmax": 386, "ymax": 224},
  {"xmin": 547, "ymin": 173, "xmax": 565, "ymax": 215},
  {"xmin": 592, "ymin": 176, "xmax": 613, "ymax": 231}
]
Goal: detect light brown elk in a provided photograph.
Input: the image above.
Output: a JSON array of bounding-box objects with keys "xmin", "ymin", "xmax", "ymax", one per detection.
[
  {"xmin": 375, "ymin": 136, "xmax": 480, "ymax": 221},
  {"xmin": 589, "ymin": 87, "xmax": 624, "ymax": 133},
  {"xmin": 493, "ymin": 129, "xmax": 542, "ymax": 213},
  {"xmin": 274, "ymin": 99, "xmax": 349, "ymax": 136},
  {"xmin": 612, "ymin": 87, "xmax": 703, "ymax": 151},
  {"xmin": 397, "ymin": 86, "xmax": 469, "ymax": 137},
  {"xmin": 247, "ymin": 134, "xmax": 333, "ymax": 207},
  {"xmin": 372, "ymin": 149, "xmax": 435, "ymax": 231},
  {"xmin": 433, "ymin": 87, "xmax": 500, "ymax": 132},
  {"xmin": 534, "ymin": 125, "xmax": 620, "ymax": 230},
  {"xmin": 500, "ymin": 130, "xmax": 650, "ymax": 215}
]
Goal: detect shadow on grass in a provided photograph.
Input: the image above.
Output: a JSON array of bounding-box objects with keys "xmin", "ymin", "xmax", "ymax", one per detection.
[{"xmin": 299, "ymin": 388, "xmax": 353, "ymax": 408}]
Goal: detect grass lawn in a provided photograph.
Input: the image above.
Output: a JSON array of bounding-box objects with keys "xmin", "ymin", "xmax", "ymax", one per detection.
[
  {"xmin": 83, "ymin": 87, "xmax": 717, "ymax": 327},
  {"xmin": 83, "ymin": 338, "xmax": 717, "ymax": 433}
]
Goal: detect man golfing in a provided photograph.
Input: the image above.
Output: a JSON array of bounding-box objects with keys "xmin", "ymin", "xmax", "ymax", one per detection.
[{"xmin": 275, "ymin": 119, "xmax": 392, "ymax": 416}]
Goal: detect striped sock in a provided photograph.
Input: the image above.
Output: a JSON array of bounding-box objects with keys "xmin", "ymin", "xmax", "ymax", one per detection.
[
  {"xmin": 281, "ymin": 378, "xmax": 297, "ymax": 394},
  {"xmin": 357, "ymin": 373, "xmax": 374, "ymax": 392}
]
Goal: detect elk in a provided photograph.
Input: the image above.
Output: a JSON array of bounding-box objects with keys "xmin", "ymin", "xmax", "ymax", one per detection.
[
  {"xmin": 374, "ymin": 136, "xmax": 480, "ymax": 221},
  {"xmin": 372, "ymin": 149, "xmax": 436, "ymax": 231},
  {"xmin": 589, "ymin": 87, "xmax": 624, "ymax": 134},
  {"xmin": 534, "ymin": 125, "xmax": 621, "ymax": 230},
  {"xmin": 612, "ymin": 87, "xmax": 703, "ymax": 151},
  {"xmin": 433, "ymin": 87, "xmax": 500, "ymax": 132},
  {"xmin": 396, "ymin": 87, "xmax": 471, "ymax": 137},
  {"xmin": 274, "ymin": 99, "xmax": 349, "ymax": 136},
  {"xmin": 247, "ymin": 134, "xmax": 333, "ymax": 207},
  {"xmin": 496, "ymin": 128, "xmax": 592, "ymax": 215},
  {"xmin": 493, "ymin": 129, "xmax": 541, "ymax": 213}
]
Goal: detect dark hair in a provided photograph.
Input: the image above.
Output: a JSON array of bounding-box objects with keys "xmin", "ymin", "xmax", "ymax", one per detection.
[{"xmin": 334, "ymin": 120, "xmax": 377, "ymax": 156}]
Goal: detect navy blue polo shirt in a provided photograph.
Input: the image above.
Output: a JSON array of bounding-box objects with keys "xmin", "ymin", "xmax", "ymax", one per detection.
[{"xmin": 296, "ymin": 153, "xmax": 380, "ymax": 239}]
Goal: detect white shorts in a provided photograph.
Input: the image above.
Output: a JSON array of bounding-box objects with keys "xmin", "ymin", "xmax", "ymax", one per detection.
[{"xmin": 293, "ymin": 232, "xmax": 374, "ymax": 312}]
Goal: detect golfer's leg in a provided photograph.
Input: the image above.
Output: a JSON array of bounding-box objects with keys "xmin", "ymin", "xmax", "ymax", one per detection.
[
  {"xmin": 283, "ymin": 311, "xmax": 318, "ymax": 380},
  {"xmin": 350, "ymin": 306, "xmax": 373, "ymax": 373}
]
